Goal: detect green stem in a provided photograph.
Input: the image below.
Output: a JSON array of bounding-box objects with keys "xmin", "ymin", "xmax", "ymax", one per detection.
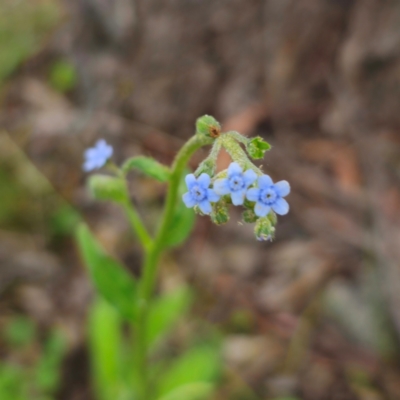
[
  {"xmin": 141, "ymin": 134, "xmax": 213, "ymax": 300},
  {"xmin": 106, "ymin": 161, "xmax": 153, "ymax": 251},
  {"xmin": 133, "ymin": 134, "xmax": 213, "ymax": 400},
  {"xmin": 122, "ymin": 201, "xmax": 152, "ymax": 252}
]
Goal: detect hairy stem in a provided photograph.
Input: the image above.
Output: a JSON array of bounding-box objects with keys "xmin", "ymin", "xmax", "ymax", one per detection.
[
  {"xmin": 122, "ymin": 201, "xmax": 152, "ymax": 251},
  {"xmin": 133, "ymin": 133, "xmax": 214, "ymax": 399}
]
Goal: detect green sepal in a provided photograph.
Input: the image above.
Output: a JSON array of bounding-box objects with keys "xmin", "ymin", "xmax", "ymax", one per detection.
[
  {"xmin": 122, "ymin": 156, "xmax": 170, "ymax": 182},
  {"xmin": 254, "ymin": 216, "xmax": 275, "ymax": 241},
  {"xmin": 211, "ymin": 201, "xmax": 229, "ymax": 225},
  {"xmin": 246, "ymin": 137, "xmax": 271, "ymax": 159},
  {"xmin": 242, "ymin": 209, "xmax": 257, "ymax": 224},
  {"xmin": 88, "ymin": 175, "xmax": 127, "ymax": 203},
  {"xmin": 75, "ymin": 224, "xmax": 138, "ymax": 320},
  {"xmin": 195, "ymin": 115, "xmax": 221, "ymax": 138},
  {"xmin": 267, "ymin": 210, "xmax": 277, "ymax": 225}
]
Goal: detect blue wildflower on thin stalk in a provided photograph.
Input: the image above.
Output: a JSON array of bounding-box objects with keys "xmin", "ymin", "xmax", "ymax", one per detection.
[
  {"xmin": 83, "ymin": 139, "xmax": 113, "ymax": 172},
  {"xmin": 182, "ymin": 173, "xmax": 220, "ymax": 214},
  {"xmin": 213, "ymin": 162, "xmax": 257, "ymax": 205},
  {"xmin": 246, "ymin": 175, "xmax": 290, "ymax": 217}
]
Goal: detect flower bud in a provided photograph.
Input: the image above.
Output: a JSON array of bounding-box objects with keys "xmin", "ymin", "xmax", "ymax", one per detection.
[
  {"xmin": 211, "ymin": 201, "xmax": 229, "ymax": 225},
  {"xmin": 242, "ymin": 209, "xmax": 258, "ymax": 223},
  {"xmin": 254, "ymin": 216, "xmax": 275, "ymax": 241},
  {"xmin": 196, "ymin": 115, "xmax": 221, "ymax": 138},
  {"xmin": 246, "ymin": 136, "xmax": 271, "ymax": 159},
  {"xmin": 88, "ymin": 175, "xmax": 127, "ymax": 203}
]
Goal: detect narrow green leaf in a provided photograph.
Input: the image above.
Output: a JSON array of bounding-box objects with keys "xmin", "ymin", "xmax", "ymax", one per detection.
[
  {"xmin": 88, "ymin": 298, "xmax": 123, "ymax": 400},
  {"xmin": 147, "ymin": 286, "xmax": 193, "ymax": 349},
  {"xmin": 164, "ymin": 173, "xmax": 195, "ymax": 248},
  {"xmin": 122, "ymin": 156, "xmax": 170, "ymax": 182},
  {"xmin": 35, "ymin": 330, "xmax": 66, "ymax": 393},
  {"xmin": 156, "ymin": 382, "xmax": 213, "ymax": 400},
  {"xmin": 76, "ymin": 223, "xmax": 138, "ymax": 320},
  {"xmin": 157, "ymin": 345, "xmax": 221, "ymax": 398},
  {"xmin": 88, "ymin": 175, "xmax": 127, "ymax": 203}
]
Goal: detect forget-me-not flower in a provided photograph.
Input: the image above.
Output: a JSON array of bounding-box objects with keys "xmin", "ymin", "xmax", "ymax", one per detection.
[
  {"xmin": 213, "ymin": 162, "xmax": 257, "ymax": 206},
  {"xmin": 83, "ymin": 139, "xmax": 113, "ymax": 172},
  {"xmin": 182, "ymin": 173, "xmax": 220, "ymax": 215},
  {"xmin": 246, "ymin": 175, "xmax": 290, "ymax": 217}
]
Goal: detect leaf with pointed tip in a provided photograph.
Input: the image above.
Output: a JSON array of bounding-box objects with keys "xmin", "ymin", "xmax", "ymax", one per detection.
[{"xmin": 76, "ymin": 224, "xmax": 138, "ymax": 320}]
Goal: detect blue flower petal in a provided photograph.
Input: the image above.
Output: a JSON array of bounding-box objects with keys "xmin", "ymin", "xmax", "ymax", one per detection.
[
  {"xmin": 199, "ymin": 200, "xmax": 212, "ymax": 214},
  {"xmin": 197, "ymin": 173, "xmax": 211, "ymax": 189},
  {"xmin": 258, "ymin": 174, "xmax": 273, "ymax": 188},
  {"xmin": 246, "ymin": 188, "xmax": 260, "ymax": 202},
  {"xmin": 243, "ymin": 169, "xmax": 257, "ymax": 187},
  {"xmin": 182, "ymin": 192, "xmax": 197, "ymax": 208},
  {"xmin": 213, "ymin": 179, "xmax": 230, "ymax": 195},
  {"xmin": 85, "ymin": 148, "xmax": 97, "ymax": 159},
  {"xmin": 254, "ymin": 202, "xmax": 270, "ymax": 217},
  {"xmin": 274, "ymin": 181, "xmax": 290, "ymax": 197},
  {"xmin": 231, "ymin": 189, "xmax": 246, "ymax": 206},
  {"xmin": 227, "ymin": 162, "xmax": 243, "ymax": 177},
  {"xmin": 271, "ymin": 198, "xmax": 289, "ymax": 215},
  {"xmin": 185, "ymin": 174, "xmax": 197, "ymax": 189},
  {"xmin": 83, "ymin": 159, "xmax": 97, "ymax": 172},
  {"xmin": 207, "ymin": 189, "xmax": 220, "ymax": 202},
  {"xmin": 83, "ymin": 139, "xmax": 113, "ymax": 172}
]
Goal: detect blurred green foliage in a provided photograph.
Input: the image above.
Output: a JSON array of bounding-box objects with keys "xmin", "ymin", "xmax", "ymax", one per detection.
[
  {"xmin": 4, "ymin": 316, "xmax": 37, "ymax": 348},
  {"xmin": 0, "ymin": 316, "xmax": 66, "ymax": 400},
  {"xmin": 48, "ymin": 59, "xmax": 77, "ymax": 93},
  {"xmin": 0, "ymin": 0, "xmax": 61, "ymax": 85},
  {"xmin": 77, "ymin": 222, "xmax": 222, "ymax": 400}
]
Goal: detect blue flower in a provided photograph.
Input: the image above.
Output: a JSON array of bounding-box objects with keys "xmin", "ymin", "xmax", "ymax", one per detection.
[
  {"xmin": 213, "ymin": 162, "xmax": 257, "ymax": 205},
  {"xmin": 182, "ymin": 173, "xmax": 220, "ymax": 215},
  {"xmin": 246, "ymin": 175, "xmax": 290, "ymax": 217},
  {"xmin": 83, "ymin": 139, "xmax": 113, "ymax": 172}
]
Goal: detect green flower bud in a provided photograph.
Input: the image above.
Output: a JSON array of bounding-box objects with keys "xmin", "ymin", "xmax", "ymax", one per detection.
[
  {"xmin": 242, "ymin": 209, "xmax": 258, "ymax": 223},
  {"xmin": 246, "ymin": 136, "xmax": 271, "ymax": 159},
  {"xmin": 267, "ymin": 211, "xmax": 277, "ymax": 226},
  {"xmin": 211, "ymin": 201, "xmax": 229, "ymax": 225},
  {"xmin": 88, "ymin": 175, "xmax": 127, "ymax": 203},
  {"xmin": 254, "ymin": 216, "xmax": 275, "ymax": 242},
  {"xmin": 196, "ymin": 115, "xmax": 221, "ymax": 138}
]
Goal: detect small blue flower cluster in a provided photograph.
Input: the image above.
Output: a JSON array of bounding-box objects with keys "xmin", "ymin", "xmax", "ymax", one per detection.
[
  {"xmin": 83, "ymin": 139, "xmax": 113, "ymax": 172},
  {"xmin": 182, "ymin": 162, "xmax": 290, "ymax": 239}
]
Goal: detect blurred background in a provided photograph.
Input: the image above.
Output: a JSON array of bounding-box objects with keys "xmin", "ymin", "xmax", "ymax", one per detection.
[{"xmin": 2, "ymin": 0, "xmax": 400, "ymax": 399}]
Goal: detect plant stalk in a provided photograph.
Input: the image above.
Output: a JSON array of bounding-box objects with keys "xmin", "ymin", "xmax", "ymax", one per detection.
[{"xmin": 133, "ymin": 133, "xmax": 213, "ymax": 399}]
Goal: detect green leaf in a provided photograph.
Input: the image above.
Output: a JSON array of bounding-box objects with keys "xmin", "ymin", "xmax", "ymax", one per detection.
[
  {"xmin": 88, "ymin": 175, "xmax": 127, "ymax": 203},
  {"xmin": 156, "ymin": 383, "xmax": 213, "ymax": 400},
  {"xmin": 35, "ymin": 330, "xmax": 67, "ymax": 393},
  {"xmin": 147, "ymin": 286, "xmax": 193, "ymax": 349},
  {"xmin": 246, "ymin": 136, "xmax": 271, "ymax": 159},
  {"xmin": 164, "ymin": 173, "xmax": 195, "ymax": 248},
  {"xmin": 4, "ymin": 316, "xmax": 36, "ymax": 348},
  {"xmin": 157, "ymin": 345, "xmax": 221, "ymax": 398},
  {"xmin": 88, "ymin": 298, "xmax": 123, "ymax": 400},
  {"xmin": 76, "ymin": 224, "xmax": 138, "ymax": 320},
  {"xmin": 122, "ymin": 156, "xmax": 170, "ymax": 182}
]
